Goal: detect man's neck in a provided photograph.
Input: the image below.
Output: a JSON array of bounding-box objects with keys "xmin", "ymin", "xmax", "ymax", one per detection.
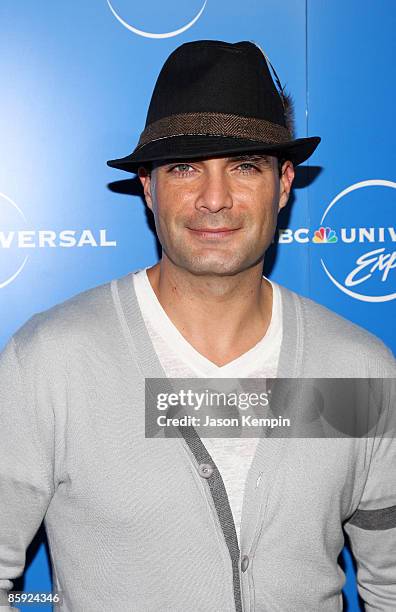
[{"xmin": 146, "ymin": 259, "xmax": 273, "ymax": 367}]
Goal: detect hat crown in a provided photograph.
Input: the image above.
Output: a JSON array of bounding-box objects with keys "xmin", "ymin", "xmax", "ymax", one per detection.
[
  {"xmin": 107, "ymin": 39, "xmax": 321, "ymax": 172},
  {"xmin": 145, "ymin": 40, "xmax": 286, "ymax": 128}
]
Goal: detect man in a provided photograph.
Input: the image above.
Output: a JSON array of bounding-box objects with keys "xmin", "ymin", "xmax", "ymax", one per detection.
[{"xmin": 0, "ymin": 40, "xmax": 395, "ymax": 612}]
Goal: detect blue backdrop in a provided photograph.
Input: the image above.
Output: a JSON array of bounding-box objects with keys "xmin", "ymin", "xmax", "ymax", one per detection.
[{"xmin": 1, "ymin": 1, "xmax": 395, "ymax": 610}]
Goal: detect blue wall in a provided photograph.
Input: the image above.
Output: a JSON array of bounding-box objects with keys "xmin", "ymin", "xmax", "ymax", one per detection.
[{"xmin": 1, "ymin": 1, "xmax": 394, "ymax": 609}]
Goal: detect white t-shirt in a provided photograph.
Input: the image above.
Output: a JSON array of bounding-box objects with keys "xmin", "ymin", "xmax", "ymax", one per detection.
[{"xmin": 133, "ymin": 268, "xmax": 282, "ymax": 545}]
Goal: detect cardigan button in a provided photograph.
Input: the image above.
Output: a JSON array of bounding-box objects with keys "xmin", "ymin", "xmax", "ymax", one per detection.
[
  {"xmin": 241, "ymin": 555, "xmax": 250, "ymax": 572},
  {"xmin": 198, "ymin": 463, "xmax": 214, "ymax": 478}
]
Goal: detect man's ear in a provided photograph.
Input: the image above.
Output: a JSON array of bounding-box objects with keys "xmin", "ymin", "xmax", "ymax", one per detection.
[
  {"xmin": 278, "ymin": 161, "xmax": 295, "ymax": 212},
  {"xmin": 138, "ymin": 166, "xmax": 154, "ymax": 211}
]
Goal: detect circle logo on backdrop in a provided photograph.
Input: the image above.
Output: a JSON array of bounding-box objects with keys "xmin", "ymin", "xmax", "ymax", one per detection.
[
  {"xmin": 0, "ymin": 193, "xmax": 117, "ymax": 290},
  {"xmin": 318, "ymin": 180, "xmax": 396, "ymax": 302},
  {"xmin": 106, "ymin": 0, "xmax": 207, "ymax": 39},
  {"xmin": 276, "ymin": 179, "xmax": 396, "ymax": 302},
  {"xmin": 0, "ymin": 193, "xmax": 29, "ymax": 289}
]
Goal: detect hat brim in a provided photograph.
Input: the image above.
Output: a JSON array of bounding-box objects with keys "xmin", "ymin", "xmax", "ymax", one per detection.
[{"xmin": 107, "ymin": 134, "xmax": 321, "ymax": 173}]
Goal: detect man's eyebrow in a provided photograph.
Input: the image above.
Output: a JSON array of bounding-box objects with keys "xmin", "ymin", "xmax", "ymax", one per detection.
[
  {"xmin": 155, "ymin": 154, "xmax": 273, "ymax": 169},
  {"xmin": 225, "ymin": 154, "xmax": 272, "ymax": 164}
]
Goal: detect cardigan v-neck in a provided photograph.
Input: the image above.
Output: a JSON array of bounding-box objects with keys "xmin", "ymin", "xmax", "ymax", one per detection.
[
  {"xmin": 132, "ymin": 267, "xmax": 282, "ymax": 378},
  {"xmin": 113, "ymin": 269, "xmax": 300, "ymax": 381}
]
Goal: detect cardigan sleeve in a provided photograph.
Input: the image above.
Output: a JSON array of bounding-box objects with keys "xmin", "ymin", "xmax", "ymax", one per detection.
[
  {"xmin": 343, "ymin": 376, "xmax": 396, "ymax": 611},
  {"xmin": 0, "ymin": 335, "xmax": 55, "ymax": 610}
]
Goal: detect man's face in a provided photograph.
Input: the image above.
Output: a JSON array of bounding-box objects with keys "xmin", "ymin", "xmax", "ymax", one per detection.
[{"xmin": 138, "ymin": 154, "xmax": 294, "ymax": 276}]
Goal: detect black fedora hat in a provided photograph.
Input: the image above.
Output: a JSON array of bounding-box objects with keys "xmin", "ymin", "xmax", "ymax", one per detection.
[{"xmin": 107, "ymin": 40, "xmax": 320, "ymax": 172}]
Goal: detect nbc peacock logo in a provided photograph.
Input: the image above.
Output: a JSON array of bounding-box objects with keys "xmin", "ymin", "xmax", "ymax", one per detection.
[{"xmin": 312, "ymin": 227, "xmax": 338, "ymax": 244}]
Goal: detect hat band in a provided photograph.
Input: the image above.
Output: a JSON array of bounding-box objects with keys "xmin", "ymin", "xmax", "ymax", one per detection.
[{"xmin": 136, "ymin": 112, "xmax": 291, "ymax": 150}]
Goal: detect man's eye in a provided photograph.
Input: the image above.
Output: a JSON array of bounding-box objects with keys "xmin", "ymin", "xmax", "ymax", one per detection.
[
  {"xmin": 170, "ymin": 163, "xmax": 194, "ymax": 173},
  {"xmin": 237, "ymin": 163, "xmax": 259, "ymax": 173}
]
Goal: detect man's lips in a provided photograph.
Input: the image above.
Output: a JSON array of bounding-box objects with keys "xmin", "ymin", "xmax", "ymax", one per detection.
[{"xmin": 187, "ymin": 227, "xmax": 241, "ymax": 239}]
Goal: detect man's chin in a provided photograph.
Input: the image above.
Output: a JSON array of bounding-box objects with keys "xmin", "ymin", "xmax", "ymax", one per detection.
[{"xmin": 176, "ymin": 256, "xmax": 254, "ymax": 277}]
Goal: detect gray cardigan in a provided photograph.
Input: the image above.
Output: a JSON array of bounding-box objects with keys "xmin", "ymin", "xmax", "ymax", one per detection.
[{"xmin": 0, "ymin": 270, "xmax": 395, "ymax": 611}]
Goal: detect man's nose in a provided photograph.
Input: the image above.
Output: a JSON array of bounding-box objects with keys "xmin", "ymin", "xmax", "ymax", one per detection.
[{"xmin": 196, "ymin": 170, "xmax": 233, "ymax": 213}]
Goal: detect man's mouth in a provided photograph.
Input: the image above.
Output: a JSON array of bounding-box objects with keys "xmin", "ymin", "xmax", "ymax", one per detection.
[{"xmin": 187, "ymin": 227, "xmax": 241, "ymax": 239}]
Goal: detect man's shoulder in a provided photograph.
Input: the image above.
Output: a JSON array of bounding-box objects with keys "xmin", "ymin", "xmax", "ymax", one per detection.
[
  {"xmin": 12, "ymin": 272, "xmax": 131, "ymax": 356},
  {"xmin": 278, "ymin": 284, "xmax": 395, "ymax": 375}
]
